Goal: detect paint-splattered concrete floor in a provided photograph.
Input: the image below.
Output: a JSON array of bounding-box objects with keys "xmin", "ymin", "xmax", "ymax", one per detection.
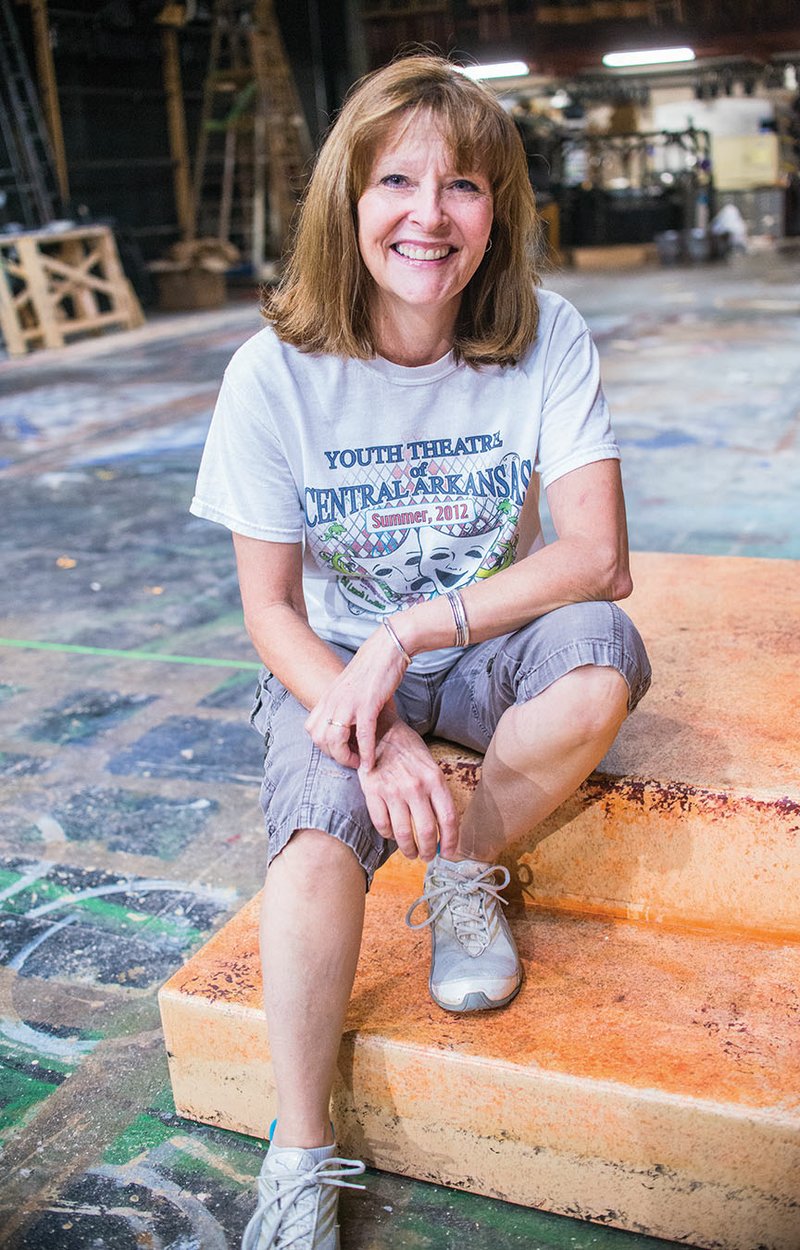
[{"xmin": 0, "ymin": 250, "xmax": 798, "ymax": 1248}]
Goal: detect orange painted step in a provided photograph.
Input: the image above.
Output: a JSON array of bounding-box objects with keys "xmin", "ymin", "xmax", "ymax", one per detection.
[
  {"xmin": 160, "ymin": 889, "xmax": 800, "ymax": 1250},
  {"xmin": 381, "ymin": 553, "xmax": 800, "ymax": 941}
]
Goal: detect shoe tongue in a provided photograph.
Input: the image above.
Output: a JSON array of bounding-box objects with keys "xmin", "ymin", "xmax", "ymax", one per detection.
[
  {"xmin": 442, "ymin": 857, "xmax": 491, "ymax": 878},
  {"xmin": 269, "ymin": 1143, "xmax": 335, "ymax": 1174},
  {"xmin": 269, "ymin": 1148, "xmax": 313, "ymax": 1173}
]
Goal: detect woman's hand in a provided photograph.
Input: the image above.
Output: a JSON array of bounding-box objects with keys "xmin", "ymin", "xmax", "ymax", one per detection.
[
  {"xmin": 358, "ymin": 716, "xmax": 458, "ymax": 861},
  {"xmin": 304, "ymin": 624, "xmax": 409, "ymax": 770}
]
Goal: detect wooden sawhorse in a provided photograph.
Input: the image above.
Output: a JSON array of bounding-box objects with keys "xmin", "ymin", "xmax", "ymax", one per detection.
[{"xmin": 0, "ymin": 225, "xmax": 144, "ymax": 356}]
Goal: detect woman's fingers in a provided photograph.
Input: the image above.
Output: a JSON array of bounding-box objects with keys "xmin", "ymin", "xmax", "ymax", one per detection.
[
  {"xmin": 358, "ymin": 720, "xmax": 462, "ymax": 860},
  {"xmin": 382, "ymin": 795, "xmax": 421, "ymax": 860},
  {"xmin": 361, "ymin": 770, "xmax": 420, "ymax": 860},
  {"xmin": 326, "ymin": 724, "xmax": 361, "ymax": 769},
  {"xmin": 364, "ymin": 791, "xmax": 393, "ymax": 844},
  {"xmin": 305, "ymin": 692, "xmax": 383, "ymax": 771},
  {"xmin": 406, "ymin": 791, "xmax": 440, "ymax": 861},
  {"xmin": 367, "ymin": 773, "xmax": 447, "ymax": 861},
  {"xmin": 314, "ymin": 712, "xmax": 378, "ymax": 770},
  {"xmin": 303, "ymin": 627, "xmax": 409, "ymax": 767},
  {"xmin": 355, "ymin": 711, "xmax": 378, "ymax": 772},
  {"xmin": 431, "ymin": 783, "xmax": 459, "ymax": 858},
  {"xmin": 305, "ymin": 709, "xmax": 360, "ymax": 767},
  {"xmin": 365, "ymin": 791, "xmax": 420, "ymax": 861}
]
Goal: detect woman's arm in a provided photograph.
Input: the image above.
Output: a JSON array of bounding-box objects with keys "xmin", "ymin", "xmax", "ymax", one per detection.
[
  {"xmin": 234, "ymin": 533, "xmax": 410, "ymax": 764},
  {"xmin": 310, "ymin": 459, "xmax": 632, "ymax": 751},
  {"xmin": 233, "ymin": 532, "xmax": 458, "ymax": 858},
  {"xmin": 233, "ymin": 534, "xmax": 349, "ymax": 709},
  {"xmin": 400, "ymin": 458, "xmax": 632, "ymax": 654}
]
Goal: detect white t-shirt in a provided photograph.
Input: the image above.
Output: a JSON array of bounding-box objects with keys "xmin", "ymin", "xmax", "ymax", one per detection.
[{"xmin": 190, "ymin": 288, "xmax": 619, "ymax": 672}]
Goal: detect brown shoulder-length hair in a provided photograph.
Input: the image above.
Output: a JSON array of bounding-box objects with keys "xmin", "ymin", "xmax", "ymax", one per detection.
[{"xmin": 264, "ymin": 53, "xmax": 542, "ymax": 367}]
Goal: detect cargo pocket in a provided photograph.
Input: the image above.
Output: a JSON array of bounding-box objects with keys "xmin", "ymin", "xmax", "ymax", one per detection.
[
  {"xmin": 248, "ymin": 680, "xmax": 264, "ymax": 730},
  {"xmin": 249, "ymin": 669, "xmax": 277, "ymax": 737}
]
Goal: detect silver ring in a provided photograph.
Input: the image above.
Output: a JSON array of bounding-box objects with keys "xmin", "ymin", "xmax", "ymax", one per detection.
[{"xmin": 327, "ymin": 718, "xmax": 351, "ymax": 729}]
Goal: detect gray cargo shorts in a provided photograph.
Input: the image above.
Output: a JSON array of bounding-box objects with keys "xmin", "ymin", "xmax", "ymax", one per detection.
[{"xmin": 249, "ymin": 600, "xmax": 651, "ymax": 888}]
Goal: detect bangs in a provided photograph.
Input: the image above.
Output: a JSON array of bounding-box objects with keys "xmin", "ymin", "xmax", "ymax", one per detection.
[
  {"xmin": 410, "ymin": 97, "xmax": 517, "ymax": 193},
  {"xmin": 347, "ymin": 85, "xmax": 519, "ymax": 202}
]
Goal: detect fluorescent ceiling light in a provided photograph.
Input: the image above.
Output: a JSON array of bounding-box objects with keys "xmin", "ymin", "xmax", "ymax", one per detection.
[
  {"xmin": 602, "ymin": 47, "xmax": 696, "ymax": 68},
  {"xmin": 460, "ymin": 61, "xmax": 530, "ymax": 80}
]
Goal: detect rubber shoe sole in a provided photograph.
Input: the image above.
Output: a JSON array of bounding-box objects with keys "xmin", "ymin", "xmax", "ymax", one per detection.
[{"xmin": 430, "ymin": 975, "xmax": 522, "ymax": 1014}]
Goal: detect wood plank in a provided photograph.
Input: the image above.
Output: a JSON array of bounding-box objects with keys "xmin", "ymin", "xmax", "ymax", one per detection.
[
  {"xmin": 15, "ymin": 236, "xmax": 63, "ymax": 349},
  {"xmin": 0, "ymin": 264, "xmax": 28, "ymax": 355}
]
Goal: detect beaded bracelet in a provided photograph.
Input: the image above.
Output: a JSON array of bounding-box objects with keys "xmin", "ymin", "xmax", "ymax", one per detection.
[
  {"xmin": 382, "ymin": 616, "xmax": 411, "ymax": 665},
  {"xmin": 445, "ymin": 589, "xmax": 470, "ymax": 648}
]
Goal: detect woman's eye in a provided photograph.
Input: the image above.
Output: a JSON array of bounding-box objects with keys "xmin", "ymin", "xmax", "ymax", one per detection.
[
  {"xmin": 451, "ymin": 179, "xmax": 480, "ymax": 192},
  {"xmin": 381, "ymin": 174, "xmax": 408, "ymax": 188}
]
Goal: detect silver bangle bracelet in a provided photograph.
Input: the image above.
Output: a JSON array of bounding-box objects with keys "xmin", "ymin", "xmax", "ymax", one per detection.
[
  {"xmin": 382, "ymin": 616, "xmax": 411, "ymax": 665},
  {"xmin": 445, "ymin": 589, "xmax": 470, "ymax": 648}
]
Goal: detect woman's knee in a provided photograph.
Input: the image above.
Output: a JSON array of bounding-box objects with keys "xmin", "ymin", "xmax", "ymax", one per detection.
[
  {"xmin": 522, "ymin": 663, "xmax": 629, "ymax": 745},
  {"xmin": 511, "ymin": 600, "xmax": 650, "ymax": 715},
  {"xmin": 268, "ymin": 827, "xmax": 366, "ymax": 895}
]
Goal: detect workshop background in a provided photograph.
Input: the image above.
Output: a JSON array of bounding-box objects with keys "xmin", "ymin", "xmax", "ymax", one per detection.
[{"xmin": 1, "ymin": 3, "xmax": 799, "ymax": 1249}]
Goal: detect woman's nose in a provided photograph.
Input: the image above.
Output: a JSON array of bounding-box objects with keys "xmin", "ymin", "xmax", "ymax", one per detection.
[{"xmin": 408, "ymin": 185, "xmax": 447, "ymax": 230}]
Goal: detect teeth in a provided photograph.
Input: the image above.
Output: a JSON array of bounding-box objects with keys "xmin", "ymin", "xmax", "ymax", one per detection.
[{"xmin": 394, "ymin": 244, "xmax": 451, "ymax": 261}]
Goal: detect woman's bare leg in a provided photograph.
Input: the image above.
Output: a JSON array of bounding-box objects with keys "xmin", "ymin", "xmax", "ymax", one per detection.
[
  {"xmin": 458, "ymin": 665, "xmax": 630, "ymax": 862},
  {"xmin": 260, "ymin": 828, "xmax": 366, "ymax": 1147}
]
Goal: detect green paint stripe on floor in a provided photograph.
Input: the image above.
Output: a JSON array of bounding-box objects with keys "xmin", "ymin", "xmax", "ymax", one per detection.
[
  {"xmin": 103, "ymin": 1112, "xmax": 178, "ymax": 1167},
  {"xmin": 0, "ymin": 638, "xmax": 260, "ymax": 670}
]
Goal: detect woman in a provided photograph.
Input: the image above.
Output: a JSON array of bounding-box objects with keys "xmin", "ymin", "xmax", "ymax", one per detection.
[{"xmin": 191, "ymin": 53, "xmax": 650, "ymax": 1250}]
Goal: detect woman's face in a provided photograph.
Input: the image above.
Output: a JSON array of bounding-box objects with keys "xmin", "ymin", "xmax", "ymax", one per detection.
[{"xmin": 356, "ymin": 113, "xmax": 493, "ymax": 337}]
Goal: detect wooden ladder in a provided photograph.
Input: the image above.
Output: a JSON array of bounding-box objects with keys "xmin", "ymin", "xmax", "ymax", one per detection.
[
  {"xmin": 192, "ymin": 0, "xmax": 312, "ymax": 275},
  {"xmin": 250, "ymin": 0, "xmax": 313, "ymax": 261},
  {"xmin": 0, "ymin": 0, "xmax": 60, "ymax": 227}
]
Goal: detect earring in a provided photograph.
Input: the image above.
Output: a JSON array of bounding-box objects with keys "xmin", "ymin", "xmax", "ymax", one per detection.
[{"xmin": 485, "ymin": 237, "xmax": 493, "ymax": 253}]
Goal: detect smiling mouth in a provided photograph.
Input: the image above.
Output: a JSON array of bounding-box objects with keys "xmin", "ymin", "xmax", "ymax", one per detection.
[
  {"xmin": 392, "ymin": 243, "xmax": 455, "ymax": 261},
  {"xmin": 435, "ymin": 569, "xmax": 466, "ymax": 588}
]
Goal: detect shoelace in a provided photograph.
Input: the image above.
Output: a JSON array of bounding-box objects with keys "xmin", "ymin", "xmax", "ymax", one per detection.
[
  {"xmin": 242, "ymin": 1156, "xmax": 366, "ymax": 1250},
  {"xmin": 405, "ymin": 864, "xmax": 511, "ymax": 951}
]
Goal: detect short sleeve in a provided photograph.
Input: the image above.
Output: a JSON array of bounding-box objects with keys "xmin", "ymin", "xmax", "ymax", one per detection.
[
  {"xmin": 190, "ymin": 372, "xmax": 304, "ymax": 541},
  {"xmin": 534, "ymin": 326, "xmax": 620, "ymax": 490}
]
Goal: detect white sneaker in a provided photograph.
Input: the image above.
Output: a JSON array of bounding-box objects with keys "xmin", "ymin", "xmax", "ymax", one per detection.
[
  {"xmin": 405, "ymin": 856, "xmax": 522, "ymax": 1012},
  {"xmin": 241, "ymin": 1142, "xmax": 365, "ymax": 1250}
]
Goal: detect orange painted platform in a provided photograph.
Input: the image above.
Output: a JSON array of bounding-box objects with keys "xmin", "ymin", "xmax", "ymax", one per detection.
[
  {"xmin": 159, "ymin": 553, "xmax": 800, "ymax": 1249},
  {"xmin": 385, "ymin": 553, "xmax": 800, "ymax": 940},
  {"xmin": 161, "ymin": 891, "xmax": 800, "ymax": 1250}
]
